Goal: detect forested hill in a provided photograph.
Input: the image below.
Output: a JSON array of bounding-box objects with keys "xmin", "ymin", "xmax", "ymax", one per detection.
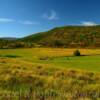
[
  {"xmin": 0, "ymin": 25, "xmax": 100, "ymax": 48},
  {"xmin": 20, "ymin": 25, "xmax": 100, "ymax": 48}
]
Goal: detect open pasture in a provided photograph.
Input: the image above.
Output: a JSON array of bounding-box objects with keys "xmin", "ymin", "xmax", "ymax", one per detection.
[
  {"xmin": 0, "ymin": 48, "xmax": 100, "ymax": 72},
  {"xmin": 0, "ymin": 48, "xmax": 100, "ymax": 99}
]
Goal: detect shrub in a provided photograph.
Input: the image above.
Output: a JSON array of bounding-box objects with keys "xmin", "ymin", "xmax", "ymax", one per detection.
[
  {"xmin": 73, "ymin": 50, "xmax": 81, "ymax": 56},
  {"xmin": 39, "ymin": 56, "xmax": 49, "ymax": 60}
]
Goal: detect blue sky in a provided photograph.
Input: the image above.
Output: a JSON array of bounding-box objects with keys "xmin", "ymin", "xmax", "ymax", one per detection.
[{"xmin": 0, "ymin": 0, "xmax": 100, "ymax": 37}]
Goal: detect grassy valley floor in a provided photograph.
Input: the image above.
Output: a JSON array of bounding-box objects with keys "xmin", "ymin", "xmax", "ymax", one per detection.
[{"xmin": 0, "ymin": 48, "xmax": 100, "ymax": 100}]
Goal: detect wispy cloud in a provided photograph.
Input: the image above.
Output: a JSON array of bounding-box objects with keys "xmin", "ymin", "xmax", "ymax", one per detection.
[
  {"xmin": 43, "ymin": 10, "xmax": 59, "ymax": 20},
  {"xmin": 0, "ymin": 18, "xmax": 14, "ymax": 23},
  {"xmin": 18, "ymin": 20, "xmax": 39, "ymax": 25},
  {"xmin": 81, "ymin": 21, "xmax": 97, "ymax": 26},
  {"xmin": 0, "ymin": 18, "xmax": 39, "ymax": 25}
]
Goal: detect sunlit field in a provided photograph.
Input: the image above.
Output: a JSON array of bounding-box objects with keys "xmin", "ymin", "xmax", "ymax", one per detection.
[
  {"xmin": 0, "ymin": 48, "xmax": 100, "ymax": 99},
  {"xmin": 0, "ymin": 48, "xmax": 100, "ymax": 71}
]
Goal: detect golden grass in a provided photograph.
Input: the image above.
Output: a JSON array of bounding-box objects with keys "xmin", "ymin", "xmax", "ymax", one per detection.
[{"xmin": 0, "ymin": 48, "xmax": 100, "ymax": 99}]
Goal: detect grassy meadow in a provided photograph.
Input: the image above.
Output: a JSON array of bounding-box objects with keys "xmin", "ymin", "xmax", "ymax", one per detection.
[{"xmin": 0, "ymin": 48, "xmax": 100, "ymax": 100}]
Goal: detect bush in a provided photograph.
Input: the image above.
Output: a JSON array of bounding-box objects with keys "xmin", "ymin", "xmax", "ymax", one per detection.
[
  {"xmin": 39, "ymin": 56, "xmax": 49, "ymax": 60},
  {"xmin": 73, "ymin": 50, "xmax": 81, "ymax": 56}
]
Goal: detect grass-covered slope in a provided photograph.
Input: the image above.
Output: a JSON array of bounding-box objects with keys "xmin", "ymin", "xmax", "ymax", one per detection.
[
  {"xmin": 20, "ymin": 26, "xmax": 100, "ymax": 47},
  {"xmin": 0, "ymin": 58, "xmax": 100, "ymax": 99},
  {"xmin": 0, "ymin": 48, "xmax": 100, "ymax": 99}
]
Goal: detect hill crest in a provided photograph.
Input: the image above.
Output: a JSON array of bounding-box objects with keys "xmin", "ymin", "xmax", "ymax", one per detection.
[{"xmin": 20, "ymin": 25, "xmax": 100, "ymax": 48}]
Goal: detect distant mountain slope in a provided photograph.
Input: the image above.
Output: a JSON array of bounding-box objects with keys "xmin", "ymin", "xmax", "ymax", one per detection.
[
  {"xmin": 20, "ymin": 26, "xmax": 100, "ymax": 47},
  {"xmin": 0, "ymin": 37, "xmax": 18, "ymax": 41}
]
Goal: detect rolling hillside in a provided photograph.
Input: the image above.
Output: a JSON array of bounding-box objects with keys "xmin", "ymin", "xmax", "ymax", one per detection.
[
  {"xmin": 20, "ymin": 25, "xmax": 100, "ymax": 47},
  {"xmin": 0, "ymin": 25, "xmax": 100, "ymax": 48}
]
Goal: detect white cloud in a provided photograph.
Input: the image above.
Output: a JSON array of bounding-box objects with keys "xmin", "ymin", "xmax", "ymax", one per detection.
[
  {"xmin": 0, "ymin": 18, "xmax": 14, "ymax": 23},
  {"xmin": 0, "ymin": 18, "xmax": 39, "ymax": 25},
  {"xmin": 18, "ymin": 20, "xmax": 39, "ymax": 25},
  {"xmin": 43, "ymin": 10, "xmax": 59, "ymax": 20},
  {"xmin": 81, "ymin": 21, "xmax": 97, "ymax": 26}
]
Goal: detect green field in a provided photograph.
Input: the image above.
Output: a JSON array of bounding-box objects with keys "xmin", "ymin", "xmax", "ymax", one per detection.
[
  {"xmin": 0, "ymin": 48, "xmax": 100, "ymax": 71},
  {"xmin": 0, "ymin": 48, "xmax": 100, "ymax": 99}
]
